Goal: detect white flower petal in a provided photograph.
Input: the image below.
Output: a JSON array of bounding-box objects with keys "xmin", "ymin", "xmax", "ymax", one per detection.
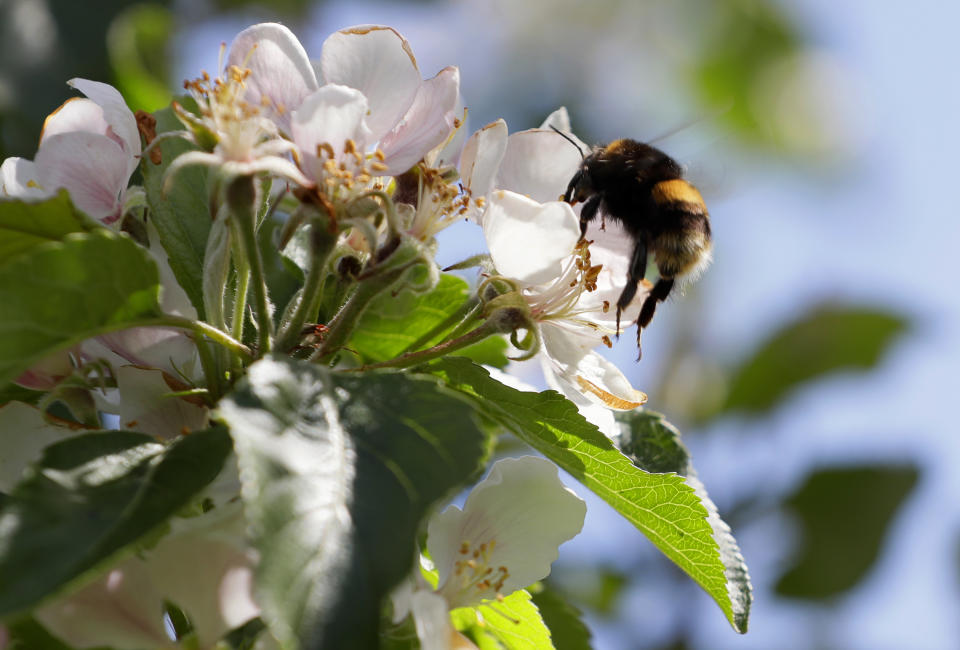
[
  {"xmin": 0, "ymin": 157, "xmax": 51, "ymax": 199},
  {"xmin": 582, "ymin": 221, "xmax": 647, "ymax": 328},
  {"xmin": 497, "ymin": 129, "xmax": 584, "ymax": 204},
  {"xmin": 484, "ymin": 190, "xmax": 579, "ymax": 286},
  {"xmin": 34, "ymin": 132, "xmax": 129, "ymax": 222},
  {"xmin": 541, "ymin": 325, "xmax": 647, "ymax": 411},
  {"xmin": 291, "ymin": 84, "xmax": 372, "ymax": 181},
  {"xmin": 40, "ymin": 98, "xmax": 111, "ymax": 143},
  {"xmin": 320, "ymin": 25, "xmax": 421, "ymax": 142},
  {"xmin": 538, "ymin": 107, "xmax": 590, "ymax": 153},
  {"xmin": 460, "ymin": 119, "xmax": 508, "ymax": 203},
  {"xmin": 379, "ymin": 66, "xmax": 460, "ymax": 175},
  {"xmin": 115, "ymin": 366, "xmax": 208, "ymax": 439},
  {"xmin": 67, "ymin": 79, "xmax": 141, "ymax": 158},
  {"xmin": 226, "ymin": 22, "xmax": 319, "ymax": 134},
  {"xmin": 430, "ymin": 456, "xmax": 585, "ymax": 608},
  {"xmin": 0, "ymin": 402, "xmax": 76, "ymax": 493}
]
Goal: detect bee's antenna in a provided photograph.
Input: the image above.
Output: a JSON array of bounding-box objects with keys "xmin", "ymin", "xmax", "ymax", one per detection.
[{"xmin": 549, "ymin": 125, "xmax": 586, "ymax": 160}]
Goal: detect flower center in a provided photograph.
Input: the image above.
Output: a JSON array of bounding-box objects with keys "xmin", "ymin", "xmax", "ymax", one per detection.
[
  {"xmin": 444, "ymin": 538, "xmax": 510, "ymax": 608},
  {"xmin": 528, "ymin": 240, "xmax": 605, "ymax": 329}
]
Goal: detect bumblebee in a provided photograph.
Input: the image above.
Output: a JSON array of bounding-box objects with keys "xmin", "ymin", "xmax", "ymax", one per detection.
[{"xmin": 555, "ymin": 130, "xmax": 712, "ymax": 358}]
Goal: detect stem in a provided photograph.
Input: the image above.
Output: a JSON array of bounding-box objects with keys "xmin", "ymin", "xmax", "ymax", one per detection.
[
  {"xmin": 228, "ymin": 175, "xmax": 273, "ymax": 356},
  {"xmin": 155, "ymin": 315, "xmax": 254, "ymax": 361},
  {"xmin": 311, "ymin": 267, "xmax": 405, "ymax": 363},
  {"xmin": 231, "ymin": 261, "xmax": 250, "ymax": 342},
  {"xmin": 276, "ymin": 212, "xmax": 338, "ymax": 353},
  {"xmin": 346, "ymin": 319, "xmax": 502, "ymax": 371}
]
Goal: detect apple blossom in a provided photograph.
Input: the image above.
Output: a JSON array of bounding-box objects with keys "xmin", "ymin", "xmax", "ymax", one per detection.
[
  {"xmin": 392, "ymin": 456, "xmax": 586, "ymax": 649},
  {"xmin": 0, "ymin": 79, "xmax": 140, "ymax": 224}
]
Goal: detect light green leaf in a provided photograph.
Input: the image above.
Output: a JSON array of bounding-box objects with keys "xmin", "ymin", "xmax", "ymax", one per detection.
[
  {"xmin": 617, "ymin": 409, "xmax": 752, "ymax": 632},
  {"xmin": 0, "ymin": 230, "xmax": 162, "ymax": 385},
  {"xmin": 0, "ymin": 426, "xmax": 232, "ymax": 617},
  {"xmin": 0, "ymin": 191, "xmax": 100, "ymax": 262},
  {"xmin": 142, "ymin": 104, "xmax": 212, "ymax": 318},
  {"xmin": 723, "ymin": 305, "xmax": 908, "ymax": 415},
  {"xmin": 427, "ymin": 358, "xmax": 746, "ymax": 633},
  {"xmin": 453, "ymin": 589, "xmax": 553, "ymax": 649},
  {"xmin": 350, "ymin": 273, "xmax": 509, "ymax": 368},
  {"xmin": 217, "ymin": 357, "xmax": 490, "ymax": 649}
]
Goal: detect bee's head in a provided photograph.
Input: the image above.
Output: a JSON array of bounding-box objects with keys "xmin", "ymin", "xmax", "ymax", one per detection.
[{"xmin": 563, "ymin": 163, "xmax": 595, "ymax": 204}]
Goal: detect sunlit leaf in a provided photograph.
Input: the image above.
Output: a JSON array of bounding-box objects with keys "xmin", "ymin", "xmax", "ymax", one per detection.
[
  {"xmin": 350, "ymin": 273, "xmax": 509, "ymax": 368},
  {"xmin": 218, "ymin": 357, "xmax": 490, "ymax": 649},
  {"xmin": 617, "ymin": 409, "xmax": 752, "ymax": 632},
  {"xmin": 453, "ymin": 589, "xmax": 554, "ymax": 649},
  {"xmin": 427, "ymin": 358, "xmax": 747, "ymax": 633},
  {"xmin": 776, "ymin": 464, "xmax": 918, "ymax": 599},
  {"xmin": 0, "ymin": 230, "xmax": 162, "ymax": 385},
  {"xmin": 723, "ymin": 305, "xmax": 908, "ymax": 414},
  {"xmin": 0, "ymin": 426, "xmax": 232, "ymax": 617}
]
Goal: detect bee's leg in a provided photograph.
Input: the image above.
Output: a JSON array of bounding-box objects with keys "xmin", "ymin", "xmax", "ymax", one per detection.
[
  {"xmin": 615, "ymin": 237, "xmax": 648, "ymax": 337},
  {"xmin": 579, "ymin": 195, "xmax": 602, "ymax": 239},
  {"xmin": 638, "ymin": 277, "xmax": 675, "ymax": 329}
]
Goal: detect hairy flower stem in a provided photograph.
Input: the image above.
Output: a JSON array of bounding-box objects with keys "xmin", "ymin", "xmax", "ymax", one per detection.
[
  {"xmin": 231, "ymin": 258, "xmax": 250, "ymax": 344},
  {"xmin": 276, "ymin": 208, "xmax": 338, "ymax": 353},
  {"xmin": 347, "ymin": 318, "xmax": 505, "ymax": 371},
  {"xmin": 310, "ymin": 266, "xmax": 407, "ymax": 364},
  {"xmin": 228, "ymin": 175, "xmax": 272, "ymax": 357}
]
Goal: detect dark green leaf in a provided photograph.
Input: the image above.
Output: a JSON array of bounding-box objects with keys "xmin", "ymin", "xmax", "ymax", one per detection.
[
  {"xmin": 723, "ymin": 305, "xmax": 908, "ymax": 414},
  {"xmin": 617, "ymin": 410, "xmax": 751, "ymax": 631},
  {"xmin": 142, "ymin": 104, "xmax": 212, "ymax": 319},
  {"xmin": 218, "ymin": 357, "xmax": 490, "ymax": 649},
  {"xmin": 776, "ymin": 465, "xmax": 918, "ymax": 599},
  {"xmin": 530, "ymin": 583, "xmax": 593, "ymax": 650},
  {"xmin": 426, "ymin": 358, "xmax": 746, "ymax": 633},
  {"xmin": 0, "ymin": 191, "xmax": 100, "ymax": 263},
  {"xmin": 3, "ymin": 616, "xmax": 79, "ymax": 650},
  {"xmin": 0, "ymin": 230, "xmax": 162, "ymax": 386},
  {"xmin": 350, "ymin": 273, "xmax": 509, "ymax": 368},
  {"xmin": 0, "ymin": 426, "xmax": 232, "ymax": 617},
  {"xmin": 221, "ymin": 617, "xmax": 268, "ymax": 650}
]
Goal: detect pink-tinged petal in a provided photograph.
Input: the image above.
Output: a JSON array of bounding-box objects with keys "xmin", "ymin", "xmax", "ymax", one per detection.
[
  {"xmin": 0, "ymin": 157, "xmax": 51, "ymax": 199},
  {"xmin": 291, "ymin": 85, "xmax": 371, "ymax": 182},
  {"xmin": 379, "ymin": 66, "xmax": 460, "ymax": 175},
  {"xmin": 497, "ymin": 129, "xmax": 584, "ymax": 204},
  {"xmin": 541, "ymin": 325, "xmax": 647, "ymax": 410},
  {"xmin": 68, "ymin": 79, "xmax": 140, "ymax": 158},
  {"xmin": 484, "ymin": 190, "xmax": 579, "ymax": 286},
  {"xmin": 14, "ymin": 348, "xmax": 75, "ymax": 390},
  {"xmin": 34, "ymin": 132, "xmax": 128, "ymax": 222},
  {"xmin": 430, "ymin": 456, "xmax": 585, "ymax": 608},
  {"xmin": 226, "ymin": 22, "xmax": 319, "ymax": 134},
  {"xmin": 40, "ymin": 98, "xmax": 110, "ymax": 143},
  {"xmin": 320, "ymin": 25, "xmax": 421, "ymax": 142},
  {"xmin": 99, "ymin": 326, "xmax": 198, "ymax": 378},
  {"xmin": 460, "ymin": 120, "xmax": 507, "ymax": 201}
]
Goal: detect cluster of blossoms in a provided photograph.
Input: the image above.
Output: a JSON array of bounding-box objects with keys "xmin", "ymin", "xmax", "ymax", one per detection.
[{"xmin": 0, "ymin": 21, "xmax": 655, "ymax": 650}]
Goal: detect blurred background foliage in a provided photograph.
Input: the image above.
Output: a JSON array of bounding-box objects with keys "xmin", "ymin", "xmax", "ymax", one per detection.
[{"xmin": 3, "ymin": 0, "xmax": 956, "ymax": 648}]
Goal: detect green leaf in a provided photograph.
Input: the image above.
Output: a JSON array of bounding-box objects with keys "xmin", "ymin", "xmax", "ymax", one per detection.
[
  {"xmin": 350, "ymin": 273, "xmax": 509, "ymax": 368},
  {"xmin": 453, "ymin": 589, "xmax": 554, "ymax": 650},
  {"xmin": 0, "ymin": 230, "xmax": 162, "ymax": 386},
  {"xmin": 142, "ymin": 104, "xmax": 212, "ymax": 319},
  {"xmin": 0, "ymin": 426, "xmax": 232, "ymax": 617},
  {"xmin": 529, "ymin": 583, "xmax": 593, "ymax": 650},
  {"xmin": 3, "ymin": 616, "xmax": 79, "ymax": 650},
  {"xmin": 0, "ymin": 191, "xmax": 100, "ymax": 263},
  {"xmin": 776, "ymin": 464, "xmax": 918, "ymax": 599},
  {"xmin": 427, "ymin": 358, "xmax": 746, "ymax": 633},
  {"xmin": 723, "ymin": 305, "xmax": 908, "ymax": 414},
  {"xmin": 217, "ymin": 357, "xmax": 490, "ymax": 649},
  {"xmin": 617, "ymin": 410, "xmax": 752, "ymax": 632},
  {"xmin": 106, "ymin": 4, "xmax": 173, "ymax": 112}
]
